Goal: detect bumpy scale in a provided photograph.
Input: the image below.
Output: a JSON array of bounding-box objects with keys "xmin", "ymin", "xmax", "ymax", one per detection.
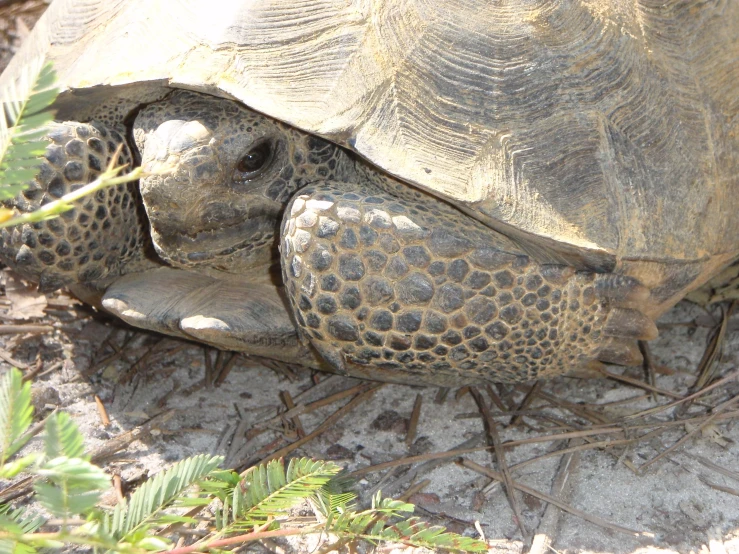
[{"xmin": 0, "ymin": 122, "xmax": 145, "ymax": 292}]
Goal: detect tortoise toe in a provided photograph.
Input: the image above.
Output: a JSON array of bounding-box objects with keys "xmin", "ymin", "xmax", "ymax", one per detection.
[{"xmin": 603, "ymin": 307, "xmax": 659, "ymax": 341}]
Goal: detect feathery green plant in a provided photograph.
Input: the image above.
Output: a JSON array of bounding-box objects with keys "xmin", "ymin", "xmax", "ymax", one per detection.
[
  {"xmin": 0, "ymin": 59, "xmax": 58, "ymax": 203},
  {"xmin": 323, "ymin": 492, "xmax": 488, "ymax": 552},
  {"xmin": 0, "ymin": 59, "xmax": 142, "ymax": 229},
  {"xmin": 0, "ymin": 366, "xmax": 488, "ymax": 552},
  {"xmin": 218, "ymin": 457, "xmax": 343, "ymax": 532},
  {"xmin": 102, "ymin": 453, "xmax": 222, "ymax": 543},
  {"xmin": 0, "ymin": 368, "xmax": 32, "ymax": 466}
]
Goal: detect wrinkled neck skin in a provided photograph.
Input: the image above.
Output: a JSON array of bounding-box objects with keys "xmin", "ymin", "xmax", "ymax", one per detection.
[{"xmin": 132, "ymin": 90, "xmax": 356, "ymax": 283}]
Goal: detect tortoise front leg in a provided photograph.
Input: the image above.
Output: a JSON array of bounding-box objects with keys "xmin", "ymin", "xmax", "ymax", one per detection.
[
  {"xmin": 281, "ymin": 180, "xmax": 657, "ymax": 386},
  {"xmin": 0, "ymin": 122, "xmax": 145, "ymax": 291}
]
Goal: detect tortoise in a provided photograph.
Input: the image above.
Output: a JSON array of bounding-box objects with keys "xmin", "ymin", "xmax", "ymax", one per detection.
[{"xmin": 0, "ymin": 0, "xmax": 737, "ymax": 386}]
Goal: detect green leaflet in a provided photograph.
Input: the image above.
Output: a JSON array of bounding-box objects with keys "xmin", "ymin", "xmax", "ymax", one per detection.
[
  {"xmin": 44, "ymin": 412, "xmax": 87, "ymax": 461},
  {"xmin": 0, "ymin": 60, "xmax": 58, "ymax": 197},
  {"xmin": 0, "ymin": 506, "xmax": 45, "ymax": 554},
  {"xmin": 325, "ymin": 494, "xmax": 488, "ymax": 553},
  {"xmin": 0, "ymin": 368, "xmax": 33, "ymax": 465},
  {"xmin": 102, "ymin": 454, "xmax": 223, "ymax": 543},
  {"xmin": 222, "ymin": 457, "xmax": 342, "ymax": 532},
  {"xmin": 314, "ymin": 471, "xmax": 357, "ymax": 518},
  {"xmin": 33, "ymin": 457, "xmax": 110, "ymax": 518}
]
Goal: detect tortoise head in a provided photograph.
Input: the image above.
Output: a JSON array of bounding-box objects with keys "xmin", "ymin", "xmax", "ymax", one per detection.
[{"xmin": 134, "ymin": 90, "xmax": 354, "ymax": 277}]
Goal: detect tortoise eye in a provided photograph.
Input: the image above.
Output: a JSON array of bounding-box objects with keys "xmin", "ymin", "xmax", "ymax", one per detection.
[{"xmin": 235, "ymin": 140, "xmax": 274, "ymax": 180}]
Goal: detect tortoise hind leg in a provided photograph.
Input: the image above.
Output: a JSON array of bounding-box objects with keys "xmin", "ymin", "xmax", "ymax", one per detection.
[
  {"xmin": 280, "ymin": 178, "xmax": 657, "ymax": 386},
  {"xmin": 0, "ymin": 121, "xmax": 145, "ymax": 291}
]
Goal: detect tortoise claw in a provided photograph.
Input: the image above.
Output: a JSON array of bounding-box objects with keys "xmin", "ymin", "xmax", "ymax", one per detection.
[
  {"xmin": 597, "ymin": 339, "xmax": 643, "ymax": 366},
  {"xmin": 603, "ymin": 307, "xmax": 658, "ymax": 340}
]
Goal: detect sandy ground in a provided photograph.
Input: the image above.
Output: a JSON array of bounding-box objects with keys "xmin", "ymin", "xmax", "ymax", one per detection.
[{"xmin": 2, "ymin": 266, "xmax": 739, "ymax": 554}]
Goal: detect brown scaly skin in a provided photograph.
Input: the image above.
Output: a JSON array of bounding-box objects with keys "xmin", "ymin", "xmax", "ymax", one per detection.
[
  {"xmin": 0, "ymin": 122, "xmax": 146, "ymax": 292},
  {"xmin": 0, "ymin": 91, "xmax": 657, "ymax": 384},
  {"xmin": 280, "ymin": 170, "xmax": 655, "ymax": 385}
]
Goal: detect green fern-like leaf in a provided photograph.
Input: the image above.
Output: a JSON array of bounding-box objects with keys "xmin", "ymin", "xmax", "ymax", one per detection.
[
  {"xmin": 0, "ymin": 60, "xmax": 58, "ymax": 199},
  {"xmin": 0, "ymin": 505, "xmax": 45, "ymax": 554},
  {"xmin": 223, "ymin": 457, "xmax": 342, "ymax": 532},
  {"xmin": 325, "ymin": 495, "xmax": 488, "ymax": 553},
  {"xmin": 43, "ymin": 412, "xmax": 86, "ymax": 461},
  {"xmin": 103, "ymin": 454, "xmax": 222, "ymax": 541},
  {"xmin": 314, "ymin": 472, "xmax": 357, "ymax": 518},
  {"xmin": 0, "ymin": 504, "xmax": 45, "ymax": 534},
  {"xmin": 34, "ymin": 456, "xmax": 110, "ymax": 518},
  {"xmin": 0, "ymin": 368, "xmax": 33, "ymax": 465}
]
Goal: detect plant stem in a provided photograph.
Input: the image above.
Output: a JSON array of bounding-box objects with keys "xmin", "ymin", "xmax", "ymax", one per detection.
[
  {"xmin": 0, "ymin": 166, "xmax": 143, "ymax": 229},
  {"xmin": 167, "ymin": 526, "xmax": 322, "ymax": 554}
]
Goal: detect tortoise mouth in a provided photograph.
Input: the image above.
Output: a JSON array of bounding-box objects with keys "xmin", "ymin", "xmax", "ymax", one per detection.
[{"xmin": 151, "ymin": 214, "xmax": 278, "ymax": 271}]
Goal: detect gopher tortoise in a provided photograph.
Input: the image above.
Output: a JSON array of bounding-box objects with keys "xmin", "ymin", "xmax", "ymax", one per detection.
[{"xmin": 1, "ymin": 0, "xmax": 737, "ymax": 386}]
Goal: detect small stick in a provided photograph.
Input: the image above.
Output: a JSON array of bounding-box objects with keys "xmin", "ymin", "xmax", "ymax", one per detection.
[
  {"xmin": 371, "ymin": 434, "xmax": 488, "ymax": 499},
  {"xmin": 21, "ymin": 356, "xmax": 43, "ymax": 382},
  {"xmin": 529, "ymin": 441, "xmax": 581, "ymax": 554},
  {"xmin": 0, "ymin": 324, "xmax": 53, "ymax": 335},
  {"xmin": 204, "ymin": 347, "xmax": 215, "ymax": 388},
  {"xmin": 225, "ymin": 419, "xmax": 253, "ymax": 467},
  {"xmin": 510, "ymin": 381, "xmax": 541, "ymax": 426},
  {"xmin": 638, "ymin": 395, "xmax": 739, "ymax": 472},
  {"xmin": 405, "ymin": 393, "xmax": 423, "ymax": 447},
  {"xmin": 348, "ymin": 411, "xmax": 739, "ymax": 479},
  {"xmin": 121, "ymin": 338, "xmax": 166, "ymax": 384},
  {"xmin": 214, "ymin": 349, "xmax": 226, "ymax": 376},
  {"xmin": 485, "ymin": 384, "xmax": 508, "ymax": 412},
  {"xmin": 292, "ymin": 374, "xmax": 341, "ymax": 403},
  {"xmin": 398, "ymin": 479, "xmax": 430, "ymax": 502},
  {"xmin": 94, "ymin": 395, "xmax": 111, "ymax": 427},
  {"xmin": 599, "ymin": 368, "xmax": 683, "ymax": 399},
  {"xmin": 112, "ymin": 474, "xmax": 124, "ymax": 503},
  {"xmin": 434, "ymin": 387, "xmax": 449, "ymax": 404},
  {"xmin": 692, "ymin": 301, "xmax": 735, "ymax": 392},
  {"xmin": 536, "ymin": 391, "xmax": 611, "ymax": 425},
  {"xmin": 692, "ymin": 454, "xmax": 739, "ymax": 483},
  {"xmin": 82, "ymin": 334, "xmax": 136, "ymax": 377},
  {"xmin": 639, "ymin": 341, "xmax": 658, "ymax": 402},
  {"xmin": 280, "ymin": 390, "xmax": 305, "ymax": 439},
  {"xmin": 625, "ymin": 369, "xmax": 739, "ymax": 419},
  {"xmin": 246, "ymin": 383, "xmax": 370, "ymax": 439},
  {"xmin": 214, "ymin": 352, "xmax": 240, "ymax": 386},
  {"xmin": 455, "ymin": 386, "xmax": 471, "ymax": 401},
  {"xmin": 471, "ymin": 387, "xmax": 527, "ymax": 539},
  {"xmin": 0, "ymin": 349, "xmax": 29, "ymax": 369},
  {"xmin": 212, "ymin": 423, "xmax": 233, "ymax": 456},
  {"xmin": 699, "ymin": 476, "xmax": 739, "ymax": 497},
  {"xmin": 349, "ymin": 445, "xmax": 491, "ymax": 478}
]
